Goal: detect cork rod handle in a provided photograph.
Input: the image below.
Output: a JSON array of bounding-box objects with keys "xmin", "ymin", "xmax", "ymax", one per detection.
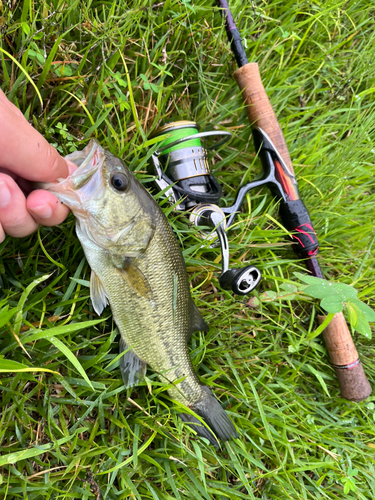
[
  {"xmin": 234, "ymin": 62, "xmax": 294, "ymax": 175},
  {"xmin": 318, "ymin": 313, "xmax": 371, "ymax": 401}
]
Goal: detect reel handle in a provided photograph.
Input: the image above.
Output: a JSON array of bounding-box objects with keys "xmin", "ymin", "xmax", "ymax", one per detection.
[
  {"xmin": 219, "ymin": 266, "xmax": 262, "ymax": 296},
  {"xmin": 190, "ymin": 205, "xmax": 261, "ymax": 295}
]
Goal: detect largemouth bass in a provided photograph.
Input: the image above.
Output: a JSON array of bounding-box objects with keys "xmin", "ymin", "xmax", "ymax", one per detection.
[{"xmin": 44, "ymin": 140, "xmax": 237, "ymax": 445}]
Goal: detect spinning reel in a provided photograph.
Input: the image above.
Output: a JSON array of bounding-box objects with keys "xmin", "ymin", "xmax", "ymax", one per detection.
[{"xmin": 149, "ymin": 121, "xmax": 262, "ymax": 296}]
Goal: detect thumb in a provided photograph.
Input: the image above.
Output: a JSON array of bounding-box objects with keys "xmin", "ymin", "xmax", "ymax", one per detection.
[{"xmin": 0, "ymin": 96, "xmax": 71, "ymax": 182}]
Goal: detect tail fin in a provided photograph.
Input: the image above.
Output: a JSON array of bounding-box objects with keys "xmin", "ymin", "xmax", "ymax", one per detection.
[{"xmin": 180, "ymin": 387, "xmax": 238, "ymax": 446}]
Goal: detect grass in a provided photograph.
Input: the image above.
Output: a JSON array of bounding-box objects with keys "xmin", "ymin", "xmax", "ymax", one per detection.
[{"xmin": 1, "ymin": 0, "xmax": 375, "ymax": 498}]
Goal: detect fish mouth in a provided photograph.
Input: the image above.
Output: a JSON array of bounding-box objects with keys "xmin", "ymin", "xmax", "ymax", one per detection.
[
  {"xmin": 64, "ymin": 140, "xmax": 103, "ymax": 190},
  {"xmin": 40, "ymin": 140, "xmax": 104, "ymax": 204},
  {"xmin": 69, "ymin": 167, "xmax": 98, "ymax": 190}
]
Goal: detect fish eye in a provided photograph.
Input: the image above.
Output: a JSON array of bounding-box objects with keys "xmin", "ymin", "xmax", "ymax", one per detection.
[{"xmin": 110, "ymin": 173, "xmax": 128, "ymax": 192}]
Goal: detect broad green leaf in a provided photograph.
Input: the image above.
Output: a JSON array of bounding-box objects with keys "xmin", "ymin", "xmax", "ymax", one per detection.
[
  {"xmin": 280, "ymin": 283, "xmax": 298, "ymax": 293},
  {"xmin": 260, "ymin": 290, "xmax": 277, "ymax": 301},
  {"xmin": 347, "ymin": 298, "xmax": 375, "ymax": 322},
  {"xmin": 54, "ymin": 64, "xmax": 73, "ymax": 76},
  {"xmin": 350, "ymin": 304, "xmax": 372, "ymax": 339},
  {"xmin": 304, "ymin": 282, "xmax": 357, "ymax": 300},
  {"xmin": 327, "ymin": 283, "xmax": 357, "ymax": 299},
  {"xmin": 346, "ymin": 302, "xmax": 358, "ymax": 329},
  {"xmin": 348, "ymin": 467, "xmax": 359, "ymax": 476},
  {"xmin": 330, "ymin": 283, "xmax": 357, "ymax": 298},
  {"xmin": 28, "ymin": 50, "xmax": 44, "ymax": 64},
  {"xmin": 294, "ymin": 272, "xmax": 325, "ymax": 286},
  {"xmin": 342, "ymin": 477, "xmax": 357, "ymax": 494},
  {"xmin": 303, "ymin": 284, "xmax": 336, "ymax": 299},
  {"xmin": 343, "ymin": 481, "xmax": 350, "ymax": 495},
  {"xmin": 248, "ymin": 296, "xmax": 260, "ymax": 308},
  {"xmin": 320, "ymin": 296, "xmax": 344, "ymax": 314},
  {"xmin": 316, "ymin": 474, "xmax": 328, "ymax": 487},
  {"xmin": 21, "ymin": 22, "xmax": 30, "ymax": 35}
]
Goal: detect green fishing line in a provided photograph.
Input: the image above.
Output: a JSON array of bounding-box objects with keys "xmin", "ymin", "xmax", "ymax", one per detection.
[{"xmin": 157, "ymin": 124, "xmax": 202, "ymax": 154}]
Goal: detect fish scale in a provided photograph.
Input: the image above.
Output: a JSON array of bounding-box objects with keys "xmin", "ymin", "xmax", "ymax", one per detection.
[{"xmin": 43, "ymin": 139, "xmax": 238, "ymax": 445}]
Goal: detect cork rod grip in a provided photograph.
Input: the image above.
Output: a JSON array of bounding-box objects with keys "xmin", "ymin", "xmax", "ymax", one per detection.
[
  {"xmin": 234, "ymin": 62, "xmax": 294, "ymax": 175},
  {"xmin": 318, "ymin": 312, "xmax": 372, "ymax": 401}
]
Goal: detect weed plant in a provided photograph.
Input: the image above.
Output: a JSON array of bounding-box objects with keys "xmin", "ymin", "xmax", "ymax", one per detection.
[{"xmin": 1, "ymin": 1, "xmax": 375, "ymax": 498}]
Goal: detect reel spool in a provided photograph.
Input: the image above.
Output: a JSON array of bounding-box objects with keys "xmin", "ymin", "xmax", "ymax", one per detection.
[
  {"xmin": 149, "ymin": 121, "xmax": 231, "ymax": 209},
  {"xmin": 149, "ymin": 121, "xmax": 262, "ymax": 296}
]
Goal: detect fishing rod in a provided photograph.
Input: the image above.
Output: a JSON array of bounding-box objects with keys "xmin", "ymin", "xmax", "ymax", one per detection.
[{"xmin": 215, "ymin": 0, "xmax": 371, "ymax": 401}]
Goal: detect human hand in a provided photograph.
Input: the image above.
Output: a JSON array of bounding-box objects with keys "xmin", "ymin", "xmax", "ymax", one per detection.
[{"xmin": 0, "ymin": 89, "xmax": 77, "ymax": 243}]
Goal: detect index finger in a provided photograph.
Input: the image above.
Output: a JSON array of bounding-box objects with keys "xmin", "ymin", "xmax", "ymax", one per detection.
[{"xmin": 0, "ymin": 91, "xmax": 70, "ymax": 183}]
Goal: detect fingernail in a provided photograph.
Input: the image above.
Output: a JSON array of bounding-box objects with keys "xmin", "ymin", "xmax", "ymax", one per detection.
[
  {"xmin": 66, "ymin": 160, "xmax": 77, "ymax": 176},
  {"xmin": 30, "ymin": 203, "xmax": 53, "ymax": 219},
  {"xmin": 0, "ymin": 181, "xmax": 11, "ymax": 208}
]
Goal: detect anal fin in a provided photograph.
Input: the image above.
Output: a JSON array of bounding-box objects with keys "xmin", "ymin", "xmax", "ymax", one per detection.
[
  {"xmin": 90, "ymin": 270, "xmax": 108, "ymax": 315},
  {"xmin": 119, "ymin": 336, "xmax": 147, "ymax": 388},
  {"xmin": 187, "ymin": 299, "xmax": 209, "ymax": 341}
]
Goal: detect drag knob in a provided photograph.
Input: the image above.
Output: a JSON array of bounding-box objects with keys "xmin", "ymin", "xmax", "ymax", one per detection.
[{"xmin": 219, "ymin": 266, "xmax": 262, "ymax": 295}]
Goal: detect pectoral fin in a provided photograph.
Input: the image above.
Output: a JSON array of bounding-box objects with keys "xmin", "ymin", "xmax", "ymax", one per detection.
[
  {"xmin": 90, "ymin": 270, "xmax": 108, "ymax": 315},
  {"xmin": 119, "ymin": 336, "xmax": 147, "ymax": 388},
  {"xmin": 187, "ymin": 299, "xmax": 209, "ymax": 341},
  {"xmin": 119, "ymin": 258, "xmax": 153, "ymax": 300}
]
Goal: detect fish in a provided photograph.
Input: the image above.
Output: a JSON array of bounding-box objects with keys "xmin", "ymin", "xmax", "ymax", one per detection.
[{"xmin": 43, "ymin": 139, "xmax": 238, "ymax": 445}]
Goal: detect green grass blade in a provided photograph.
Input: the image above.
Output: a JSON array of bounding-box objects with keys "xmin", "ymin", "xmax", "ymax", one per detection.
[
  {"xmin": 0, "ymin": 48, "xmax": 43, "ymax": 108},
  {"xmin": 48, "ymin": 336, "xmax": 94, "ymax": 391}
]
